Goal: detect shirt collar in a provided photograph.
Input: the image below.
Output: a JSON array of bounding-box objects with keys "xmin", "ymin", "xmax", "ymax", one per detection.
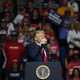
[{"xmin": 36, "ymin": 42, "xmax": 41, "ymax": 46}]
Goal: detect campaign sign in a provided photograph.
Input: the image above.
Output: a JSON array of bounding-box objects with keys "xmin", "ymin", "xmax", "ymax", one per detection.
[{"xmin": 47, "ymin": 9, "xmax": 62, "ymax": 26}]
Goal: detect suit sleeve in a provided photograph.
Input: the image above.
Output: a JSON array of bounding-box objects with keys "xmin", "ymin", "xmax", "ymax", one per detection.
[{"xmin": 26, "ymin": 44, "xmax": 42, "ymax": 59}]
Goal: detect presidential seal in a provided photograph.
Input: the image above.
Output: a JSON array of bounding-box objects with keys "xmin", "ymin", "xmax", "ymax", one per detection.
[{"xmin": 36, "ymin": 65, "xmax": 50, "ymax": 79}]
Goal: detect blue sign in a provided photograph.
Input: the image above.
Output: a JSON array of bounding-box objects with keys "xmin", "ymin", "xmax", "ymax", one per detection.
[{"xmin": 47, "ymin": 9, "xmax": 62, "ymax": 26}]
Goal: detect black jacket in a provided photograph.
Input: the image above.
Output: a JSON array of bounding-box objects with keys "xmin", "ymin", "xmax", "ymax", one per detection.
[{"xmin": 0, "ymin": 48, "xmax": 6, "ymax": 69}]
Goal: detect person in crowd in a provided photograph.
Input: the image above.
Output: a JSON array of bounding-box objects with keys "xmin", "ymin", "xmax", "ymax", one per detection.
[
  {"xmin": 0, "ymin": 19, "xmax": 8, "ymax": 32},
  {"xmin": 13, "ymin": 6, "xmax": 26, "ymax": 25},
  {"xmin": 22, "ymin": 13, "xmax": 30, "ymax": 27},
  {"xmin": 68, "ymin": 0, "xmax": 79, "ymax": 13},
  {"xmin": 23, "ymin": 27, "xmax": 36, "ymax": 46},
  {"xmin": 57, "ymin": 0, "xmax": 75, "ymax": 18},
  {"xmin": 26, "ymin": 30, "xmax": 49, "ymax": 62},
  {"xmin": 0, "ymin": 1, "xmax": 13, "ymax": 20},
  {"xmin": 4, "ymin": 12, "xmax": 15, "ymax": 37},
  {"xmin": 22, "ymin": 23, "xmax": 30, "ymax": 36},
  {"xmin": 65, "ymin": 49, "xmax": 74, "ymax": 69},
  {"xmin": 20, "ymin": 53, "xmax": 27, "ymax": 71},
  {"xmin": 0, "ymin": 30, "xmax": 7, "ymax": 80},
  {"xmin": 46, "ymin": 42, "xmax": 52, "ymax": 61},
  {"xmin": 26, "ymin": 1, "xmax": 35, "ymax": 16},
  {"xmin": 4, "ymin": 30, "xmax": 25, "ymax": 70},
  {"xmin": 5, "ymin": 59, "xmax": 24, "ymax": 80},
  {"xmin": 66, "ymin": 49, "xmax": 80, "ymax": 77},
  {"xmin": 59, "ymin": 8, "xmax": 73, "ymax": 80},
  {"xmin": 40, "ymin": 0, "xmax": 55, "ymax": 25},
  {"xmin": 29, "ymin": 8, "xmax": 42, "ymax": 29},
  {"xmin": 43, "ymin": 23, "xmax": 55, "ymax": 42},
  {"xmin": 0, "ymin": 30, "xmax": 7, "ymax": 47},
  {"xmin": 49, "ymin": 36, "xmax": 60, "ymax": 61},
  {"xmin": 17, "ymin": 24, "xmax": 25, "ymax": 44},
  {"xmin": 34, "ymin": 0, "xmax": 43, "ymax": 11},
  {"xmin": 41, "ymin": 0, "xmax": 55, "ymax": 14},
  {"xmin": 0, "ymin": 43, "xmax": 7, "ymax": 80},
  {"xmin": 59, "ymin": 8, "xmax": 72, "ymax": 65},
  {"xmin": 18, "ymin": 22, "xmax": 30, "ymax": 44},
  {"xmin": 67, "ymin": 20, "xmax": 80, "ymax": 50},
  {"xmin": 18, "ymin": 14, "xmax": 30, "ymax": 42},
  {"xmin": 69, "ymin": 68, "xmax": 80, "ymax": 80}
]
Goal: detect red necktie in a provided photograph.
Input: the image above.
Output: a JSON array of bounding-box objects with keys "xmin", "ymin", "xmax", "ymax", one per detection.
[{"xmin": 41, "ymin": 49, "xmax": 48, "ymax": 62}]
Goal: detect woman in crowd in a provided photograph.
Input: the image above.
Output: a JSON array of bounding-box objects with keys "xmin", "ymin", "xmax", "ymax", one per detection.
[
  {"xmin": 67, "ymin": 20, "xmax": 80, "ymax": 50},
  {"xmin": 69, "ymin": 68, "xmax": 80, "ymax": 80},
  {"xmin": 5, "ymin": 60, "xmax": 24, "ymax": 80},
  {"xmin": 29, "ymin": 8, "xmax": 42, "ymax": 29}
]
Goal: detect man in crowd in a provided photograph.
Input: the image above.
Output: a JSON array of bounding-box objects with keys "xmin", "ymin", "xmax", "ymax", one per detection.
[{"xmin": 4, "ymin": 30, "xmax": 25, "ymax": 70}]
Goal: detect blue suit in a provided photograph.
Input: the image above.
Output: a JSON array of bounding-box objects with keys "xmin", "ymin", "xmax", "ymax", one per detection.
[{"xmin": 26, "ymin": 42, "xmax": 49, "ymax": 62}]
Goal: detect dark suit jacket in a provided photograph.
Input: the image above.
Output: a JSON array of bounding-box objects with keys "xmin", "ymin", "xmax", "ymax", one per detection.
[{"xmin": 26, "ymin": 42, "xmax": 49, "ymax": 62}]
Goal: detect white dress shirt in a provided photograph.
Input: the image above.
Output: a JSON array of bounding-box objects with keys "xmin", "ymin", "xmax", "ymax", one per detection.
[
  {"xmin": 67, "ymin": 29, "xmax": 80, "ymax": 48},
  {"xmin": 68, "ymin": 1, "xmax": 79, "ymax": 12}
]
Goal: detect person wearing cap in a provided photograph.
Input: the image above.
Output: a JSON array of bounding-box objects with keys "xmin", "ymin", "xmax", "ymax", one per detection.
[
  {"xmin": 0, "ymin": 19, "xmax": 8, "ymax": 32},
  {"xmin": 0, "ymin": 30, "xmax": 7, "ymax": 80},
  {"xmin": 4, "ymin": 30, "xmax": 25, "ymax": 70},
  {"xmin": 0, "ymin": 30, "xmax": 7, "ymax": 47},
  {"xmin": 0, "ymin": 1, "xmax": 13, "ymax": 20},
  {"xmin": 22, "ymin": 13, "xmax": 30, "ymax": 26},
  {"xmin": 5, "ymin": 59, "xmax": 24, "ymax": 80}
]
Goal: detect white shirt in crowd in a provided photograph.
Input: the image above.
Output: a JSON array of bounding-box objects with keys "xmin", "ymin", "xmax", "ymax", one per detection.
[
  {"xmin": 67, "ymin": 29, "xmax": 80, "ymax": 48},
  {"xmin": 14, "ymin": 14, "xmax": 24, "ymax": 24},
  {"xmin": 7, "ymin": 22, "xmax": 15, "ymax": 35},
  {"xmin": 68, "ymin": 1, "xmax": 79, "ymax": 13}
]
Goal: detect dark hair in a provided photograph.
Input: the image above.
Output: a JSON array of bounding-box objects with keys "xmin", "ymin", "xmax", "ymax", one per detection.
[
  {"xmin": 70, "ymin": 68, "xmax": 80, "ymax": 78},
  {"xmin": 11, "ymin": 62, "xmax": 19, "ymax": 69},
  {"xmin": 31, "ymin": 8, "xmax": 40, "ymax": 17},
  {"xmin": 64, "ymin": 9, "xmax": 71, "ymax": 17}
]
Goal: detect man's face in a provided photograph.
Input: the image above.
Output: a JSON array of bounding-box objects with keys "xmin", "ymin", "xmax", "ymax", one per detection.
[
  {"xmin": 28, "ymin": 2, "xmax": 34, "ymax": 9},
  {"xmin": 0, "ymin": 35, "xmax": 6, "ymax": 43},
  {"xmin": 11, "ymin": 35, "xmax": 18, "ymax": 42},
  {"xmin": 35, "ymin": 33, "xmax": 45, "ymax": 43}
]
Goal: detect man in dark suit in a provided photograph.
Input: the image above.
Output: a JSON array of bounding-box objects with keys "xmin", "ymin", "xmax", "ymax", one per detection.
[{"xmin": 26, "ymin": 30, "xmax": 49, "ymax": 62}]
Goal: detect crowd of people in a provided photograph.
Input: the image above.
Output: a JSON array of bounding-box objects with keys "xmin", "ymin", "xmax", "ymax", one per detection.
[{"xmin": 0, "ymin": 0, "xmax": 80, "ymax": 80}]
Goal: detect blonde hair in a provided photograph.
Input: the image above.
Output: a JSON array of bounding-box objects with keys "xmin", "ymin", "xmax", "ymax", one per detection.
[
  {"xmin": 35, "ymin": 30, "xmax": 44, "ymax": 35},
  {"xmin": 34, "ymin": 30, "xmax": 45, "ymax": 40},
  {"xmin": 72, "ymin": 20, "xmax": 80, "ymax": 29}
]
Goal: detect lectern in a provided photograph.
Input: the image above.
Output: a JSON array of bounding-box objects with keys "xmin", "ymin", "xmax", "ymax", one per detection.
[{"xmin": 25, "ymin": 62, "xmax": 63, "ymax": 80}]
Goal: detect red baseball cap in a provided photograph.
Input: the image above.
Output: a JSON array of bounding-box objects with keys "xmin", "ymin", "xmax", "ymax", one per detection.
[
  {"xmin": 24, "ymin": 13, "xmax": 29, "ymax": 18},
  {"xmin": 2, "ymin": 1, "xmax": 12, "ymax": 8},
  {"xmin": 73, "ymin": 50, "xmax": 79, "ymax": 54}
]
